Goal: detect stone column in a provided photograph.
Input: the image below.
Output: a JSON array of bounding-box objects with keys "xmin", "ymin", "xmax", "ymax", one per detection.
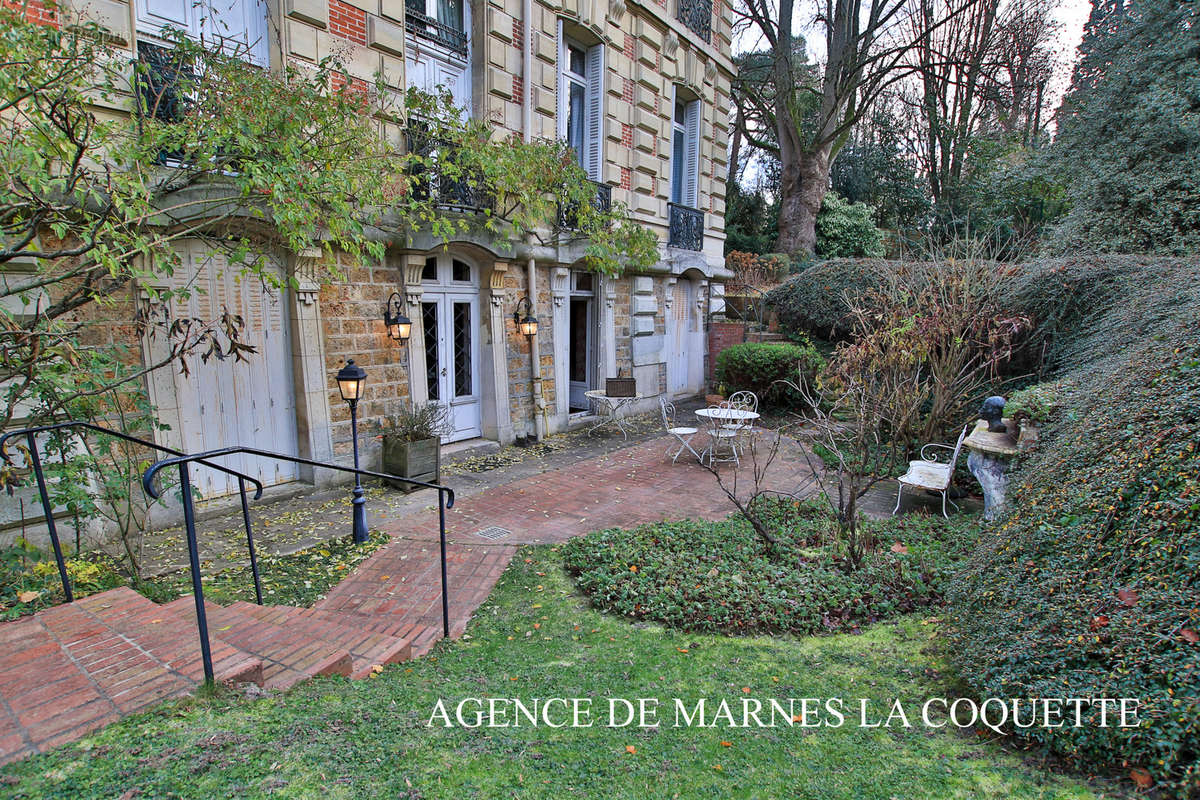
[
  {"xmin": 402, "ymin": 254, "xmax": 428, "ymax": 405},
  {"xmin": 550, "ymin": 267, "xmax": 571, "ymax": 425},
  {"xmin": 598, "ymin": 272, "xmax": 618, "ymax": 381},
  {"xmin": 289, "ymin": 248, "xmax": 335, "ymax": 484},
  {"xmin": 485, "ymin": 261, "xmax": 515, "ymax": 444}
]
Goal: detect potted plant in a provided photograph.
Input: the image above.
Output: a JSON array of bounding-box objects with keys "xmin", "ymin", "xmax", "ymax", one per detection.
[
  {"xmin": 373, "ymin": 403, "xmax": 451, "ymax": 492},
  {"xmin": 1006, "ymin": 382, "xmax": 1062, "ymax": 452}
]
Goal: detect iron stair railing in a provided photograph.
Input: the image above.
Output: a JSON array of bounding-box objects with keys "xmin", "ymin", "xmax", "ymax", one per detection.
[
  {"xmin": 142, "ymin": 446, "xmax": 456, "ymax": 684},
  {"xmin": 0, "ymin": 422, "xmax": 265, "ymax": 605}
]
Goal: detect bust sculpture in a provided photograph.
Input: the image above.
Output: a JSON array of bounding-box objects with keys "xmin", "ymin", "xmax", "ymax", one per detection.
[{"xmin": 980, "ymin": 396, "xmax": 1007, "ymax": 433}]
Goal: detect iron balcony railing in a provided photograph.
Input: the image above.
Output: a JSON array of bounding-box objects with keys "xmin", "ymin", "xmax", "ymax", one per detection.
[
  {"xmin": 0, "ymin": 422, "xmax": 265, "ymax": 605},
  {"xmin": 143, "ymin": 446, "xmax": 456, "ymax": 683},
  {"xmin": 557, "ymin": 180, "xmax": 613, "ymax": 230},
  {"xmin": 405, "ymin": 0, "xmax": 468, "ymax": 55},
  {"xmin": 676, "ymin": 0, "xmax": 713, "ymax": 43},
  {"xmin": 668, "ymin": 202, "xmax": 704, "ymax": 250},
  {"xmin": 406, "ymin": 130, "xmax": 493, "ymax": 214}
]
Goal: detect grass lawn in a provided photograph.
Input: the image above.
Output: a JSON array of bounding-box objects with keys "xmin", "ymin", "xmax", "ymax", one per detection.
[{"xmin": 0, "ymin": 546, "xmax": 1116, "ymax": 799}]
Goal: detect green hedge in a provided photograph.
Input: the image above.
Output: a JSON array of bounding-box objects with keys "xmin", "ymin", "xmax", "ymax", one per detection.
[
  {"xmin": 945, "ymin": 256, "xmax": 1200, "ymax": 796},
  {"xmin": 815, "ymin": 192, "xmax": 887, "ymax": 258},
  {"xmin": 713, "ymin": 340, "xmax": 824, "ymax": 408},
  {"xmin": 764, "ymin": 259, "xmax": 893, "ymax": 339}
]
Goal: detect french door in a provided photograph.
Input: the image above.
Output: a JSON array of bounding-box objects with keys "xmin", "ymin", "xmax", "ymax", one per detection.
[{"xmin": 421, "ymin": 292, "xmax": 482, "ymax": 442}]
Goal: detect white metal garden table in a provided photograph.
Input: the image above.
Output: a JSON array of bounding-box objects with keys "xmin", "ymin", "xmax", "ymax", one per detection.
[
  {"xmin": 695, "ymin": 407, "xmax": 760, "ymax": 465},
  {"xmin": 584, "ymin": 389, "xmax": 644, "ymax": 440}
]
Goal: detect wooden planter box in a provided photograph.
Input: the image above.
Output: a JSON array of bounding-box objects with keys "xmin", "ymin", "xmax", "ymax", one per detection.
[{"xmin": 382, "ymin": 436, "xmax": 440, "ymax": 492}]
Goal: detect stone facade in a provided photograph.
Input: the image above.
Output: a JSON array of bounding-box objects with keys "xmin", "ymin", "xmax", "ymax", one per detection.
[{"xmin": 7, "ymin": 0, "xmax": 733, "ymax": 525}]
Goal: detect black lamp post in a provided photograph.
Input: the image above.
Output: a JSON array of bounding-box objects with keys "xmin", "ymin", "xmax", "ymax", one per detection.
[
  {"xmin": 335, "ymin": 358, "xmax": 369, "ymax": 543},
  {"xmin": 513, "ymin": 296, "xmax": 539, "ymax": 338},
  {"xmin": 383, "ymin": 292, "xmax": 412, "ymax": 343}
]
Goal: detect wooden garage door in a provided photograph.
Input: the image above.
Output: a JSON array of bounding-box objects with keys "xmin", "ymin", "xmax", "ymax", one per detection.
[{"xmin": 161, "ymin": 242, "xmax": 300, "ymax": 498}]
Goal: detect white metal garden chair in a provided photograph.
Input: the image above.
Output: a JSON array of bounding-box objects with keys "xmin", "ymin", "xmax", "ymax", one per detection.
[
  {"xmin": 893, "ymin": 424, "xmax": 970, "ymax": 518},
  {"xmin": 703, "ymin": 401, "xmax": 742, "ymax": 466},
  {"xmin": 722, "ymin": 390, "xmax": 759, "ymax": 450},
  {"xmin": 660, "ymin": 396, "xmax": 701, "ymax": 464}
]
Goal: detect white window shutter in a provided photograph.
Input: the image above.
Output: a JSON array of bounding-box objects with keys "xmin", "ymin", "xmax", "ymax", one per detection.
[
  {"xmin": 137, "ymin": 0, "xmax": 195, "ymax": 36},
  {"xmin": 556, "ymin": 20, "xmax": 567, "ymax": 140},
  {"xmin": 585, "ymin": 43, "xmax": 604, "ymax": 182},
  {"xmin": 684, "ymin": 99, "xmax": 701, "ymax": 208}
]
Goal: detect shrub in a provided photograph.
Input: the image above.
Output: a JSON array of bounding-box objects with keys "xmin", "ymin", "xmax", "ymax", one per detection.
[
  {"xmin": 0, "ymin": 540, "xmax": 123, "ymax": 620},
  {"xmin": 1004, "ymin": 380, "xmax": 1067, "ymax": 424},
  {"xmin": 713, "ymin": 341, "xmax": 824, "ymax": 408},
  {"xmin": 815, "ymin": 193, "xmax": 887, "ymax": 258},
  {"xmin": 765, "ymin": 259, "xmax": 893, "ymax": 339},
  {"xmin": 946, "ymin": 256, "xmax": 1200, "ymax": 796},
  {"xmin": 561, "ymin": 500, "xmax": 977, "ymax": 636}
]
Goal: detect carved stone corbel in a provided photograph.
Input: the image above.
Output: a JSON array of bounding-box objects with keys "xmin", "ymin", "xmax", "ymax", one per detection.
[
  {"xmin": 294, "ymin": 247, "xmax": 322, "ymax": 306},
  {"xmin": 489, "ymin": 261, "xmax": 509, "ymax": 307},
  {"xmin": 550, "ymin": 266, "xmax": 570, "ymax": 308},
  {"xmin": 403, "ymin": 254, "xmax": 426, "ymax": 308}
]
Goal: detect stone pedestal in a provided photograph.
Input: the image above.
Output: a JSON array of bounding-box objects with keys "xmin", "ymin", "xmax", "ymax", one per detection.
[{"xmin": 964, "ymin": 418, "xmax": 1020, "ymax": 521}]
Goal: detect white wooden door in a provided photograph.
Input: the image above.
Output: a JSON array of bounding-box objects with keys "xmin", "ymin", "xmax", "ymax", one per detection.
[
  {"xmin": 163, "ymin": 242, "xmax": 300, "ymax": 498},
  {"xmin": 668, "ymin": 279, "xmax": 689, "ymax": 395},
  {"xmin": 420, "ymin": 293, "xmax": 482, "ymax": 442}
]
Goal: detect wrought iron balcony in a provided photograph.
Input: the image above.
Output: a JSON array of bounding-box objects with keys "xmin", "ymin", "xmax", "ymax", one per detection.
[
  {"xmin": 676, "ymin": 0, "xmax": 712, "ymax": 43},
  {"xmin": 668, "ymin": 202, "xmax": 704, "ymax": 250},
  {"xmin": 557, "ymin": 180, "xmax": 613, "ymax": 230},
  {"xmin": 406, "ymin": 130, "xmax": 492, "ymax": 213},
  {"xmin": 405, "ymin": 0, "xmax": 468, "ymax": 56}
]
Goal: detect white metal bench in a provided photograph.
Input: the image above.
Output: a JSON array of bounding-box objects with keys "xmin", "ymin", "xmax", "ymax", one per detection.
[{"xmin": 893, "ymin": 424, "xmax": 970, "ymax": 518}]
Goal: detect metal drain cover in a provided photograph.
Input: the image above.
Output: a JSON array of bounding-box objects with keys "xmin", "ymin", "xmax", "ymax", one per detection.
[{"xmin": 474, "ymin": 526, "xmax": 513, "ymax": 540}]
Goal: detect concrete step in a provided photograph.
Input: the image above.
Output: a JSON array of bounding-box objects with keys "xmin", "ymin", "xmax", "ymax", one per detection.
[
  {"xmin": 228, "ymin": 602, "xmax": 412, "ymax": 679},
  {"xmin": 164, "ymin": 599, "xmax": 352, "ymax": 690}
]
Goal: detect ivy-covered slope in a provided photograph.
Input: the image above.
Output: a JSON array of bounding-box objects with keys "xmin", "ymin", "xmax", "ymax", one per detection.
[{"xmin": 946, "ymin": 259, "xmax": 1200, "ymax": 796}]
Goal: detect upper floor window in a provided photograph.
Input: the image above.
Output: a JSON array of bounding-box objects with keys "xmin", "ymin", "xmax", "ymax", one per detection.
[
  {"xmin": 670, "ymin": 91, "xmax": 701, "ymax": 208},
  {"xmin": 406, "ymin": 0, "xmax": 468, "ymax": 56},
  {"xmin": 135, "ymin": 0, "xmax": 269, "ymax": 66},
  {"xmin": 557, "ymin": 24, "xmax": 604, "ymax": 183}
]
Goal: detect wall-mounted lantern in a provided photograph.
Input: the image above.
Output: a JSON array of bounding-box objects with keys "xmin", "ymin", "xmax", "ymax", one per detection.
[
  {"xmin": 383, "ymin": 291, "xmax": 411, "ymax": 343},
  {"xmin": 513, "ymin": 296, "xmax": 538, "ymax": 338}
]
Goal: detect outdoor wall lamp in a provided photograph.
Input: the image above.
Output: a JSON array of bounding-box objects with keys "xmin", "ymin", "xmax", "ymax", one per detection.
[
  {"xmin": 383, "ymin": 291, "xmax": 412, "ymax": 343},
  {"xmin": 335, "ymin": 358, "xmax": 369, "ymax": 544},
  {"xmin": 513, "ymin": 296, "xmax": 538, "ymax": 338}
]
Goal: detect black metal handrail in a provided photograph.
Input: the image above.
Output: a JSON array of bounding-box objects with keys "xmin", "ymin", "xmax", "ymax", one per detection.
[
  {"xmin": 0, "ymin": 422, "xmax": 265, "ymax": 604},
  {"xmin": 142, "ymin": 446, "xmax": 456, "ymax": 684},
  {"xmin": 668, "ymin": 202, "xmax": 704, "ymax": 250}
]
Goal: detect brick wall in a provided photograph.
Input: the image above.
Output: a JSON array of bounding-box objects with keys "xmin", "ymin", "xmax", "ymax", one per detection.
[
  {"xmin": 6, "ymin": 0, "xmax": 59, "ymax": 26},
  {"xmin": 707, "ymin": 320, "xmax": 746, "ymax": 382},
  {"xmin": 328, "ymin": 0, "xmax": 367, "ymax": 45}
]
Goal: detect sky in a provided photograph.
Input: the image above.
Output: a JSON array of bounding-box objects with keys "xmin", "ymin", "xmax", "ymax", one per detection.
[{"xmin": 733, "ymin": 0, "xmax": 1094, "ymax": 106}]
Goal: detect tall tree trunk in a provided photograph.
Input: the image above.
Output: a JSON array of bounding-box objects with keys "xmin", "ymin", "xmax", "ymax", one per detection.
[{"xmin": 775, "ymin": 146, "xmax": 831, "ymax": 256}]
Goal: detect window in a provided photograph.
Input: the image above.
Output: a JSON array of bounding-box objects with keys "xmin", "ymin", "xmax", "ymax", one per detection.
[
  {"xmin": 558, "ymin": 23, "xmax": 605, "ymax": 182},
  {"xmin": 669, "ymin": 90, "xmax": 701, "ymax": 208},
  {"xmin": 405, "ymin": 0, "xmax": 468, "ymax": 55},
  {"xmin": 135, "ymin": 0, "xmax": 269, "ymax": 66}
]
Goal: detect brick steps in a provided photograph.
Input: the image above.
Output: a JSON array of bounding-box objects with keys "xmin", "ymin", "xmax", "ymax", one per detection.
[
  {"xmin": 228, "ymin": 602, "xmax": 412, "ymax": 679},
  {"xmin": 0, "ymin": 581, "xmax": 445, "ymax": 766},
  {"xmin": 161, "ymin": 598, "xmax": 350, "ymax": 690}
]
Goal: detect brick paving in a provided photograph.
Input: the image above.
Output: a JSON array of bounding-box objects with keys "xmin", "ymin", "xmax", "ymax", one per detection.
[{"xmin": 0, "ymin": 427, "xmax": 957, "ymax": 766}]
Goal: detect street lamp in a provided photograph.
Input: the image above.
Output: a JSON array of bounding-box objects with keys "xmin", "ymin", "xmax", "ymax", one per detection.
[
  {"xmin": 383, "ymin": 291, "xmax": 411, "ymax": 342},
  {"xmin": 335, "ymin": 358, "xmax": 369, "ymax": 543},
  {"xmin": 513, "ymin": 296, "xmax": 538, "ymax": 338}
]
